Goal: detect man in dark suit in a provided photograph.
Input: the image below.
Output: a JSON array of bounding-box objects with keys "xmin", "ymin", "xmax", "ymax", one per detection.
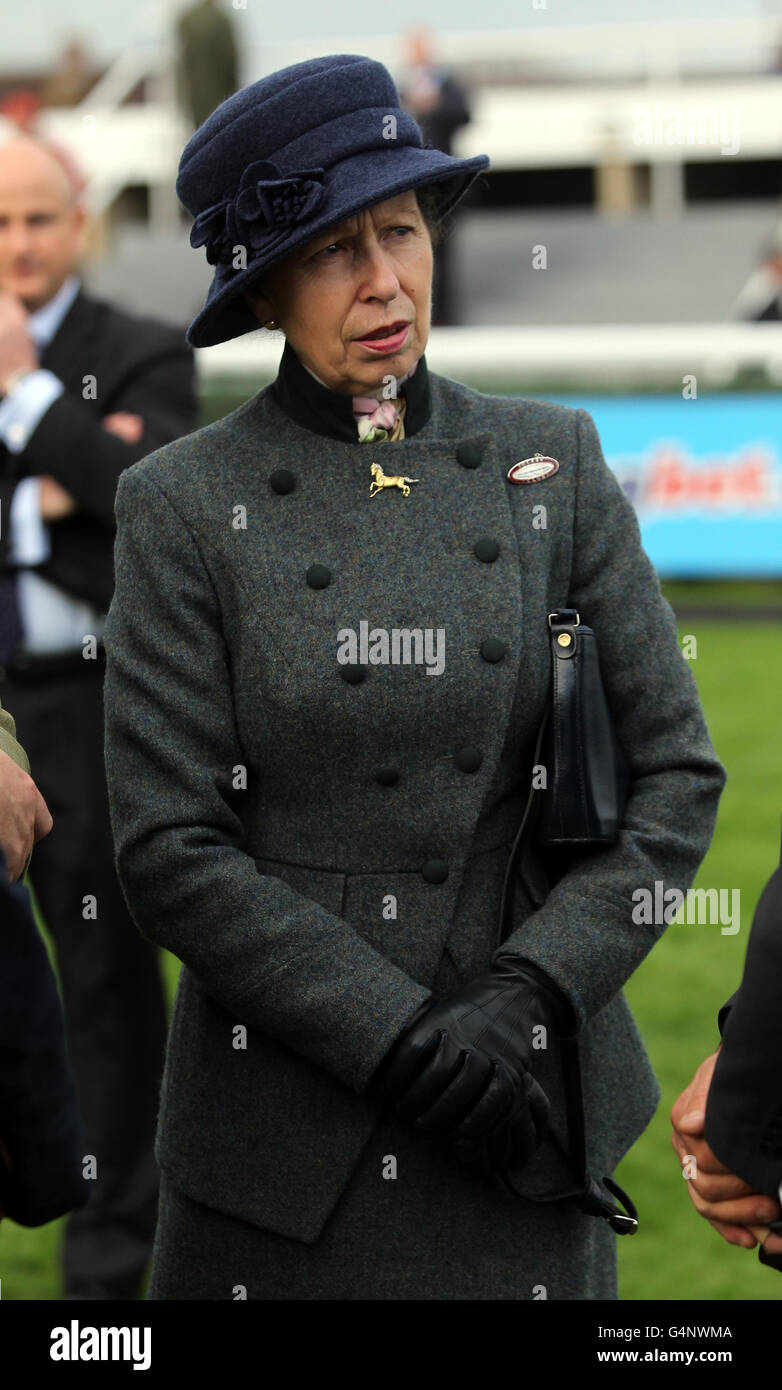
[
  {"xmin": 176, "ymin": 0, "xmax": 238, "ymax": 131},
  {"xmin": 0, "ymin": 134, "xmax": 197, "ymax": 1297},
  {"xmin": 671, "ymin": 823, "xmax": 782, "ymax": 1273},
  {"xmin": 0, "ymin": 696, "xmax": 91, "ymax": 1230},
  {"xmin": 397, "ymin": 30, "xmax": 473, "ymax": 325}
]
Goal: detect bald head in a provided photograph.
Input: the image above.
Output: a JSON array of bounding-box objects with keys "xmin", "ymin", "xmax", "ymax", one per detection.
[
  {"xmin": 0, "ymin": 137, "xmax": 80, "ymax": 203},
  {"xmin": 0, "ymin": 135, "xmax": 87, "ymax": 311}
]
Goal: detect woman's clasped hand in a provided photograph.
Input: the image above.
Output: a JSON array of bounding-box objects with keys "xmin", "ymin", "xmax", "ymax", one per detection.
[{"xmin": 369, "ymin": 954, "xmax": 576, "ymax": 1177}]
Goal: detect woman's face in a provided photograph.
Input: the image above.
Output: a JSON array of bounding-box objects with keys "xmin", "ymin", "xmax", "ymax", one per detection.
[{"xmin": 242, "ymin": 190, "xmax": 433, "ymax": 396}]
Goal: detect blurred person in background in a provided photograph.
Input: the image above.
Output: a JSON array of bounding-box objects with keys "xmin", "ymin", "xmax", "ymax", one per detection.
[
  {"xmin": 0, "ymin": 92, "xmax": 43, "ymax": 135},
  {"xmin": 0, "ymin": 695, "xmax": 92, "ymax": 1234},
  {"xmin": 671, "ymin": 824, "xmax": 782, "ymax": 1275},
  {"xmin": 40, "ymin": 38, "xmax": 97, "ymax": 109},
  {"xmin": 398, "ymin": 29, "xmax": 472, "ymax": 325},
  {"xmin": 729, "ymin": 221, "xmax": 782, "ymax": 320},
  {"xmin": 0, "ymin": 133, "xmax": 196, "ymax": 1298},
  {"xmin": 176, "ymin": 0, "xmax": 239, "ymax": 132}
]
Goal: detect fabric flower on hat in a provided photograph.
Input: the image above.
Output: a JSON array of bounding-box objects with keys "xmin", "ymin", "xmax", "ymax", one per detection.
[
  {"xmin": 190, "ymin": 159, "xmax": 326, "ymax": 267},
  {"xmin": 189, "ymin": 196, "xmax": 236, "ymax": 265}
]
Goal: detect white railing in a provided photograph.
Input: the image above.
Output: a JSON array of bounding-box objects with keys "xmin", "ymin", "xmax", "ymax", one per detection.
[
  {"xmin": 31, "ymin": 73, "xmax": 782, "ymax": 221},
  {"xmin": 251, "ymin": 16, "xmax": 782, "ymax": 81},
  {"xmin": 13, "ymin": 17, "xmax": 782, "ymax": 221},
  {"xmin": 194, "ymin": 323, "xmax": 782, "ymax": 389}
]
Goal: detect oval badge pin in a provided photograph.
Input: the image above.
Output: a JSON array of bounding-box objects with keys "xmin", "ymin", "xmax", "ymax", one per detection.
[{"xmin": 507, "ymin": 453, "xmax": 560, "ymax": 484}]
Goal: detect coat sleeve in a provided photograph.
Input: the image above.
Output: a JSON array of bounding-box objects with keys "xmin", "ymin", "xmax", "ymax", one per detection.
[
  {"xmin": 497, "ymin": 407, "xmax": 727, "ymax": 1026},
  {"xmin": 0, "ymin": 697, "xmax": 29, "ymax": 774},
  {"xmin": 103, "ymin": 465, "xmax": 431, "ymax": 1096},
  {"xmin": 717, "ymin": 991, "xmax": 739, "ymax": 1035},
  {"xmin": 703, "ymin": 861, "xmax": 782, "ymax": 1199},
  {"xmin": 0, "ymin": 862, "xmax": 91, "ymax": 1226}
]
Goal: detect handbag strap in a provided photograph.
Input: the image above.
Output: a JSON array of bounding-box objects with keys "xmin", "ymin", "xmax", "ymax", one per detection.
[
  {"xmin": 495, "ymin": 610, "xmax": 639, "ymax": 1233},
  {"xmin": 495, "ymin": 1035, "xmax": 639, "ymax": 1234}
]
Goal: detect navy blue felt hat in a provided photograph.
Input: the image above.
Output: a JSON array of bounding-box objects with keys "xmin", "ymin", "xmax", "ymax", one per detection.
[{"xmin": 176, "ymin": 53, "xmax": 490, "ymax": 347}]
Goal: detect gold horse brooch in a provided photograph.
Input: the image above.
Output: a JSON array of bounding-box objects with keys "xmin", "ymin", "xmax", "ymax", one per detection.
[{"xmin": 369, "ymin": 461, "xmax": 420, "ymax": 498}]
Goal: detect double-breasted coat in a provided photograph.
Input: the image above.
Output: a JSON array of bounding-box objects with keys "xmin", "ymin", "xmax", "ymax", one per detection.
[{"xmin": 102, "ymin": 351, "xmax": 726, "ymax": 1299}]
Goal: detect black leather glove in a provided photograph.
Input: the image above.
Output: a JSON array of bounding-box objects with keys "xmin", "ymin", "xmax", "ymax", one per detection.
[{"xmin": 370, "ymin": 954, "xmax": 576, "ymax": 1176}]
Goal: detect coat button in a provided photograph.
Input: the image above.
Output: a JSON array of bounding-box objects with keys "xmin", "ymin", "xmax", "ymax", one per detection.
[
  {"xmin": 474, "ymin": 538, "xmax": 500, "ymax": 563},
  {"xmin": 306, "ymin": 563, "xmax": 331, "ymax": 589},
  {"xmin": 454, "ymin": 745, "xmax": 482, "ymax": 773},
  {"xmin": 480, "ymin": 637, "xmax": 507, "ymax": 663},
  {"xmin": 375, "ymin": 765, "xmax": 400, "ymax": 786},
  {"xmin": 340, "ymin": 663, "xmax": 368, "ymax": 684},
  {"xmin": 422, "ymin": 858, "xmax": 448, "ymax": 884},
  {"xmin": 456, "ymin": 442, "xmax": 482, "ymax": 468},
  {"xmin": 270, "ymin": 468, "xmax": 296, "ymax": 494}
]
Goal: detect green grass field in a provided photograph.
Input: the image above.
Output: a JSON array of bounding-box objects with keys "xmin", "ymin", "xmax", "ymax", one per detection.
[
  {"xmin": 617, "ymin": 614, "xmax": 782, "ymax": 1301},
  {"xmin": 1, "ymin": 606, "xmax": 780, "ymax": 1300}
]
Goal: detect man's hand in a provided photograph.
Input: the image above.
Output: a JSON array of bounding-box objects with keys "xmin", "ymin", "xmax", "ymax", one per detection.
[
  {"xmin": 38, "ymin": 475, "xmax": 77, "ymax": 520},
  {"xmin": 33, "ymin": 412, "xmax": 144, "ymax": 521},
  {"xmin": 0, "ymin": 291, "xmax": 37, "ymax": 392},
  {"xmin": 672, "ymin": 1050, "xmax": 782, "ymax": 1255},
  {"xmin": 102, "ymin": 411, "xmax": 143, "ymax": 443},
  {"xmin": 0, "ymin": 747, "xmax": 52, "ymax": 880}
]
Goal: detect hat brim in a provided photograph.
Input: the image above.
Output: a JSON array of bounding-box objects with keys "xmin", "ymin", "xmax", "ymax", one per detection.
[{"xmin": 185, "ymin": 146, "xmax": 490, "ymax": 348}]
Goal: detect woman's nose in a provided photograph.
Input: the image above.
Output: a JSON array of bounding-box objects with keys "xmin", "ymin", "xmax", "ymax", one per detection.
[{"xmin": 359, "ymin": 243, "xmax": 401, "ymax": 300}]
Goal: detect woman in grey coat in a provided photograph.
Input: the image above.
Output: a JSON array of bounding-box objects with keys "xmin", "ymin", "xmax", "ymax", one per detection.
[{"xmin": 102, "ymin": 54, "xmax": 726, "ymax": 1300}]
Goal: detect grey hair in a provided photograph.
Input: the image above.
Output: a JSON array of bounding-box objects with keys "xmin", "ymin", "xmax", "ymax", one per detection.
[{"xmin": 412, "ymin": 183, "xmax": 444, "ymax": 249}]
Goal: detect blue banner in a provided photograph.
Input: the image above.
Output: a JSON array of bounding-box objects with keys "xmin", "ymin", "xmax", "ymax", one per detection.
[{"xmin": 551, "ymin": 394, "xmax": 782, "ymax": 577}]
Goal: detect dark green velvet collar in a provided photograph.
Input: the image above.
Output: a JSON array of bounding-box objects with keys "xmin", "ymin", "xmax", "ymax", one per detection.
[{"xmin": 270, "ymin": 338, "xmax": 432, "ymax": 443}]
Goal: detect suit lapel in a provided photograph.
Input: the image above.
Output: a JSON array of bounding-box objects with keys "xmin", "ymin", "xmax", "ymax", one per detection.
[{"xmin": 38, "ymin": 289, "xmax": 99, "ymax": 390}]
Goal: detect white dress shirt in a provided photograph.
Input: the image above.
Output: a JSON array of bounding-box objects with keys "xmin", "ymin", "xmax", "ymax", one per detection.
[{"xmin": 0, "ymin": 275, "xmax": 106, "ymax": 653}]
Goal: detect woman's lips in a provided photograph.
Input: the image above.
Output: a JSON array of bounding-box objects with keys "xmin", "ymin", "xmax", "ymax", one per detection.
[{"xmin": 354, "ymin": 322, "xmax": 410, "ymax": 353}]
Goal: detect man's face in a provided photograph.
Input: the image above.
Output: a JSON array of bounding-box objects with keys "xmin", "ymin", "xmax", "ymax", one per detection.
[
  {"xmin": 0, "ymin": 142, "xmax": 86, "ymax": 311},
  {"xmin": 242, "ymin": 191, "xmax": 433, "ymax": 397}
]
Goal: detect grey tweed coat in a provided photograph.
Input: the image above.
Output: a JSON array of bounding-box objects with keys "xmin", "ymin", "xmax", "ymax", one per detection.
[{"xmin": 102, "ymin": 363, "xmax": 726, "ymax": 1299}]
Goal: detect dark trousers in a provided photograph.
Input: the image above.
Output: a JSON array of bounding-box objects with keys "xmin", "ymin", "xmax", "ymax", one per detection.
[{"xmin": 0, "ymin": 654, "xmax": 168, "ymax": 1298}]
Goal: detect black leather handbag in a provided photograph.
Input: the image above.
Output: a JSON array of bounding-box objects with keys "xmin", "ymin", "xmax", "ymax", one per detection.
[
  {"xmin": 495, "ymin": 608, "xmax": 637, "ymax": 1234},
  {"xmin": 537, "ymin": 608, "xmax": 629, "ymax": 845}
]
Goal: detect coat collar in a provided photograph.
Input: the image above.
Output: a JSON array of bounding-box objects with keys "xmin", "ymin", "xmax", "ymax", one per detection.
[{"xmin": 270, "ymin": 338, "xmax": 432, "ymax": 443}]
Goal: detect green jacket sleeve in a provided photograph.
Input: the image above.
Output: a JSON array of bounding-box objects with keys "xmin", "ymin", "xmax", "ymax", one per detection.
[
  {"xmin": 0, "ymin": 696, "xmax": 33, "ymax": 879},
  {"xmin": 0, "ymin": 698, "xmax": 30, "ymax": 775}
]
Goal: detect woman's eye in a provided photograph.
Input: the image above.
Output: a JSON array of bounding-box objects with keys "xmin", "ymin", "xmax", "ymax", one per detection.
[{"xmin": 313, "ymin": 227, "xmax": 414, "ymax": 260}]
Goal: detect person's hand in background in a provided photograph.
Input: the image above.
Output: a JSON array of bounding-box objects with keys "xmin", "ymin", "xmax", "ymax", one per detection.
[
  {"xmin": 672, "ymin": 1050, "xmax": 782, "ymax": 1255},
  {"xmin": 101, "ymin": 411, "xmax": 143, "ymax": 443},
  {"xmin": 0, "ymin": 747, "xmax": 52, "ymax": 880},
  {"xmin": 0, "ymin": 291, "xmax": 37, "ymax": 392},
  {"xmin": 34, "ymin": 414, "xmax": 144, "ymax": 521},
  {"xmin": 38, "ymin": 474, "xmax": 77, "ymax": 519}
]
